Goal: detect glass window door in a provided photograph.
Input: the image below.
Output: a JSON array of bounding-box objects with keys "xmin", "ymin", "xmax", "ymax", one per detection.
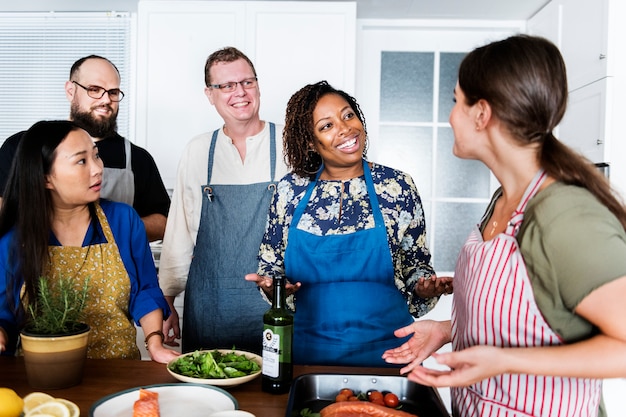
[{"xmin": 357, "ymin": 23, "xmax": 523, "ymax": 272}]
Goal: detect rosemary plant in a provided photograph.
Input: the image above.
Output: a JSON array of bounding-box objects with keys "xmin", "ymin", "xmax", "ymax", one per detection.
[{"xmin": 25, "ymin": 276, "xmax": 90, "ymax": 335}]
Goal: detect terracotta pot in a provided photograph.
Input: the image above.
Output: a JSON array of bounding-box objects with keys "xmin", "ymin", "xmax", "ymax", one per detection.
[{"xmin": 20, "ymin": 324, "xmax": 90, "ymax": 389}]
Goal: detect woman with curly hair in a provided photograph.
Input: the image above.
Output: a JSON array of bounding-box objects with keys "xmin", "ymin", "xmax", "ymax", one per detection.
[{"xmin": 246, "ymin": 81, "xmax": 452, "ymax": 366}]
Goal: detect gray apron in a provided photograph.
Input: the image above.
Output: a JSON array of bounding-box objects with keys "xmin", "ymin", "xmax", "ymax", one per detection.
[
  {"xmin": 182, "ymin": 123, "xmax": 277, "ymax": 354},
  {"xmin": 101, "ymin": 138, "xmax": 134, "ymax": 205}
]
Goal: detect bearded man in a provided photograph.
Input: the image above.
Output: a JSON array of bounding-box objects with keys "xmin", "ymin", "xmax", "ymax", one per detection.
[{"xmin": 0, "ymin": 55, "xmax": 169, "ymax": 241}]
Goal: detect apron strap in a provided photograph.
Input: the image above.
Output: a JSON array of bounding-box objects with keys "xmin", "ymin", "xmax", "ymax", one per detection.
[
  {"xmin": 269, "ymin": 122, "xmax": 276, "ymax": 182},
  {"xmin": 206, "ymin": 123, "xmax": 277, "ymax": 184},
  {"xmin": 291, "ymin": 159, "xmax": 382, "ymax": 227},
  {"xmin": 207, "ymin": 129, "xmax": 219, "ymax": 185},
  {"xmin": 123, "ymin": 138, "xmax": 132, "ymax": 170},
  {"xmin": 507, "ymin": 169, "xmax": 547, "ymax": 236},
  {"xmin": 362, "ymin": 160, "xmax": 385, "ymax": 228}
]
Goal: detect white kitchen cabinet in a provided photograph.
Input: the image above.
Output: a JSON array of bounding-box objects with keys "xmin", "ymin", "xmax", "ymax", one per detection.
[
  {"xmin": 528, "ymin": 0, "xmax": 626, "ymax": 195},
  {"xmin": 559, "ymin": 0, "xmax": 610, "ymax": 91},
  {"xmin": 526, "ymin": 0, "xmax": 560, "ymax": 50},
  {"xmin": 135, "ymin": 1, "xmax": 356, "ymax": 189},
  {"xmin": 558, "ymin": 77, "xmax": 611, "ymax": 164},
  {"xmin": 531, "ymin": 0, "xmax": 619, "ymax": 91}
]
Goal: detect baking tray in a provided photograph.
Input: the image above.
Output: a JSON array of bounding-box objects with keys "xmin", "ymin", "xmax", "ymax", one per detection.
[{"xmin": 285, "ymin": 373, "xmax": 450, "ymax": 417}]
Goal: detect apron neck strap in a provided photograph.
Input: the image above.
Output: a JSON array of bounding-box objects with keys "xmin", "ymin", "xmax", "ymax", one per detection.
[
  {"xmin": 507, "ymin": 169, "xmax": 548, "ymax": 235},
  {"xmin": 293, "ymin": 159, "xmax": 382, "ymax": 226},
  {"xmin": 207, "ymin": 123, "xmax": 277, "ymax": 184},
  {"xmin": 123, "ymin": 138, "xmax": 132, "ymax": 169}
]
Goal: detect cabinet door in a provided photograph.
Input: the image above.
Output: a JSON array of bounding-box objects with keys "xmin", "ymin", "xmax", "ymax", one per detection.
[
  {"xmin": 136, "ymin": 1, "xmax": 247, "ymax": 188},
  {"xmin": 246, "ymin": 1, "xmax": 356, "ymax": 125},
  {"xmin": 527, "ymin": 0, "xmax": 561, "ymax": 48},
  {"xmin": 136, "ymin": 1, "xmax": 356, "ymax": 189},
  {"xmin": 558, "ymin": 78, "xmax": 610, "ymax": 164},
  {"xmin": 560, "ymin": 0, "xmax": 609, "ymax": 90}
]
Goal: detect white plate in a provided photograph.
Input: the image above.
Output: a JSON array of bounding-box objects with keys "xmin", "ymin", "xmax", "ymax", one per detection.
[
  {"xmin": 167, "ymin": 349, "xmax": 262, "ymax": 387},
  {"xmin": 89, "ymin": 383, "xmax": 237, "ymax": 417}
]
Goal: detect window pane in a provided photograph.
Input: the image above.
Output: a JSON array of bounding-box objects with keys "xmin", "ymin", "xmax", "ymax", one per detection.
[
  {"xmin": 438, "ymin": 52, "xmax": 466, "ymax": 123},
  {"xmin": 380, "ymin": 52, "xmax": 434, "ymax": 122},
  {"xmin": 377, "ymin": 125, "xmax": 433, "ymax": 198},
  {"xmin": 436, "ymin": 127, "xmax": 491, "ymax": 198},
  {"xmin": 432, "ymin": 202, "xmax": 486, "ymax": 271}
]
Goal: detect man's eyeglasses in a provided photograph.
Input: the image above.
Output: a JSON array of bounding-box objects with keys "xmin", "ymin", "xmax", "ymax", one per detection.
[
  {"xmin": 210, "ymin": 77, "xmax": 258, "ymax": 93},
  {"xmin": 72, "ymin": 81, "xmax": 125, "ymax": 102}
]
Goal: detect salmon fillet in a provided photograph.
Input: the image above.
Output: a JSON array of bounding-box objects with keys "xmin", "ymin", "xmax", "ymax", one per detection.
[
  {"xmin": 320, "ymin": 401, "xmax": 418, "ymax": 417},
  {"xmin": 133, "ymin": 389, "xmax": 160, "ymax": 417}
]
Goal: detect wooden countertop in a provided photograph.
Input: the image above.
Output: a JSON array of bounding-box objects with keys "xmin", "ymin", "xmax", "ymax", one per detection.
[{"xmin": 0, "ymin": 357, "xmax": 405, "ymax": 417}]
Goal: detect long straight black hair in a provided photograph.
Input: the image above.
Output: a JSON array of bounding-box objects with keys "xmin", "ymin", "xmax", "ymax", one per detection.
[{"xmin": 0, "ymin": 120, "xmax": 96, "ymax": 317}]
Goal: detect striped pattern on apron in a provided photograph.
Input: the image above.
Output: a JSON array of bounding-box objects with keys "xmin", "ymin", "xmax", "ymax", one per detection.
[{"xmin": 451, "ymin": 170, "xmax": 601, "ymax": 417}]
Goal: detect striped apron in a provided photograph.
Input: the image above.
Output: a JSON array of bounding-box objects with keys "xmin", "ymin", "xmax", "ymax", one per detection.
[{"xmin": 451, "ymin": 170, "xmax": 602, "ymax": 417}]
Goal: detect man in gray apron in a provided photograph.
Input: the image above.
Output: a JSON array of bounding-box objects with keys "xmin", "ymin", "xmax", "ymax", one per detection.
[
  {"xmin": 159, "ymin": 47, "xmax": 289, "ymax": 353},
  {"xmin": 0, "ymin": 55, "xmax": 170, "ymax": 241}
]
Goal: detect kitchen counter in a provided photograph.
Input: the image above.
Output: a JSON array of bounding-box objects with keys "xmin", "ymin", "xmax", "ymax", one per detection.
[{"xmin": 0, "ymin": 357, "xmax": 412, "ymax": 417}]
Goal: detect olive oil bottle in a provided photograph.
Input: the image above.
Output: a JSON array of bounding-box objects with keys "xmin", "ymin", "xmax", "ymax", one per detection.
[{"xmin": 262, "ymin": 277, "xmax": 293, "ymax": 394}]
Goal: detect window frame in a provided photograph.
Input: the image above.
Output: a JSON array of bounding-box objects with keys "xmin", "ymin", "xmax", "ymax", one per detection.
[{"xmin": 356, "ymin": 19, "xmax": 525, "ymax": 273}]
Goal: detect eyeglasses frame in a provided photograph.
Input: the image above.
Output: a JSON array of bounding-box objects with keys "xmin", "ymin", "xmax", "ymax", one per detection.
[
  {"xmin": 71, "ymin": 80, "xmax": 125, "ymax": 102},
  {"xmin": 209, "ymin": 77, "xmax": 258, "ymax": 93}
]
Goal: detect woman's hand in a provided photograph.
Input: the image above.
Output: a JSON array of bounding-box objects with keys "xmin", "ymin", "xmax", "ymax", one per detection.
[
  {"xmin": 405, "ymin": 345, "xmax": 508, "ymax": 387},
  {"xmin": 415, "ymin": 275, "xmax": 453, "ymax": 298},
  {"xmin": 148, "ymin": 344, "xmax": 181, "ymax": 364},
  {"xmin": 141, "ymin": 309, "xmax": 180, "ymax": 363},
  {"xmin": 382, "ymin": 320, "xmax": 451, "ymax": 375},
  {"xmin": 244, "ymin": 273, "xmax": 302, "ymax": 296}
]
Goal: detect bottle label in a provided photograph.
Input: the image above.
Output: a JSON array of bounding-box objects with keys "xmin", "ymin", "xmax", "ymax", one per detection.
[{"xmin": 262, "ymin": 325, "xmax": 292, "ymax": 378}]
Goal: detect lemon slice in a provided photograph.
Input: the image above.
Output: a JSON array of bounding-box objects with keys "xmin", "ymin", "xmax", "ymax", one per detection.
[
  {"xmin": 53, "ymin": 400, "xmax": 79, "ymax": 417},
  {"xmin": 22, "ymin": 393, "xmax": 55, "ymax": 414},
  {"xmin": 25, "ymin": 401, "xmax": 69, "ymax": 417}
]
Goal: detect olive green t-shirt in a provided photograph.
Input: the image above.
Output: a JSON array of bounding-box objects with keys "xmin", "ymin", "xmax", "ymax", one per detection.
[{"xmin": 482, "ymin": 182, "xmax": 626, "ymax": 343}]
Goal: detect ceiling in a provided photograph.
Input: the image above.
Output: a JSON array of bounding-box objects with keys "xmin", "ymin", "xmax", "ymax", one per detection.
[{"xmin": 0, "ymin": 0, "xmax": 551, "ymax": 20}]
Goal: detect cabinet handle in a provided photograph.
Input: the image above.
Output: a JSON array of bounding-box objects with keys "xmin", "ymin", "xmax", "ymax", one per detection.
[
  {"xmin": 599, "ymin": 53, "xmax": 607, "ymax": 60},
  {"xmin": 597, "ymin": 139, "xmax": 603, "ymax": 145}
]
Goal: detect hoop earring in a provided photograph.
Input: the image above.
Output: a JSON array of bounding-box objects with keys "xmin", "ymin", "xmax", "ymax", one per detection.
[{"xmin": 302, "ymin": 149, "xmax": 322, "ymax": 175}]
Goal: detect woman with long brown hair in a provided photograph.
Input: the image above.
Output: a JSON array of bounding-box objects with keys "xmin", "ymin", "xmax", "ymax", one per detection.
[{"xmin": 383, "ymin": 35, "xmax": 626, "ymax": 417}]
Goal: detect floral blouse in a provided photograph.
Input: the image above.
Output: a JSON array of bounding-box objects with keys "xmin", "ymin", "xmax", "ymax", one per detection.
[{"xmin": 257, "ymin": 162, "xmax": 438, "ymax": 318}]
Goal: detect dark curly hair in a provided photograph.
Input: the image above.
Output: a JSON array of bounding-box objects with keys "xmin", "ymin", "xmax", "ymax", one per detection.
[{"xmin": 283, "ymin": 81, "xmax": 368, "ymax": 179}]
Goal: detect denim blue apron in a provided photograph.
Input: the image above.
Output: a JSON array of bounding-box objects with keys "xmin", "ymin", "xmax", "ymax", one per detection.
[
  {"xmin": 182, "ymin": 123, "xmax": 277, "ymax": 354},
  {"xmin": 285, "ymin": 159, "xmax": 413, "ymax": 366}
]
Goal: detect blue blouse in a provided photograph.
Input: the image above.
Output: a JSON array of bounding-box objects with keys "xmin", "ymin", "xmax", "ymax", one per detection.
[
  {"xmin": 257, "ymin": 162, "xmax": 438, "ymax": 317},
  {"xmin": 0, "ymin": 199, "xmax": 169, "ymax": 356}
]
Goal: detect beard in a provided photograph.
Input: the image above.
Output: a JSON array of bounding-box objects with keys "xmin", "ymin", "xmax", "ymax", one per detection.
[{"xmin": 70, "ymin": 102, "xmax": 118, "ymax": 139}]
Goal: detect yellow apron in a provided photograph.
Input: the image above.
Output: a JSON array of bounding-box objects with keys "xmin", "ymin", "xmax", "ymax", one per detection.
[{"xmin": 46, "ymin": 203, "xmax": 139, "ymax": 359}]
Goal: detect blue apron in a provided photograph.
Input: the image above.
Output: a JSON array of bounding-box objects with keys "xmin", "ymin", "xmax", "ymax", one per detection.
[
  {"xmin": 285, "ymin": 159, "xmax": 413, "ymax": 366},
  {"xmin": 182, "ymin": 123, "xmax": 277, "ymax": 354}
]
